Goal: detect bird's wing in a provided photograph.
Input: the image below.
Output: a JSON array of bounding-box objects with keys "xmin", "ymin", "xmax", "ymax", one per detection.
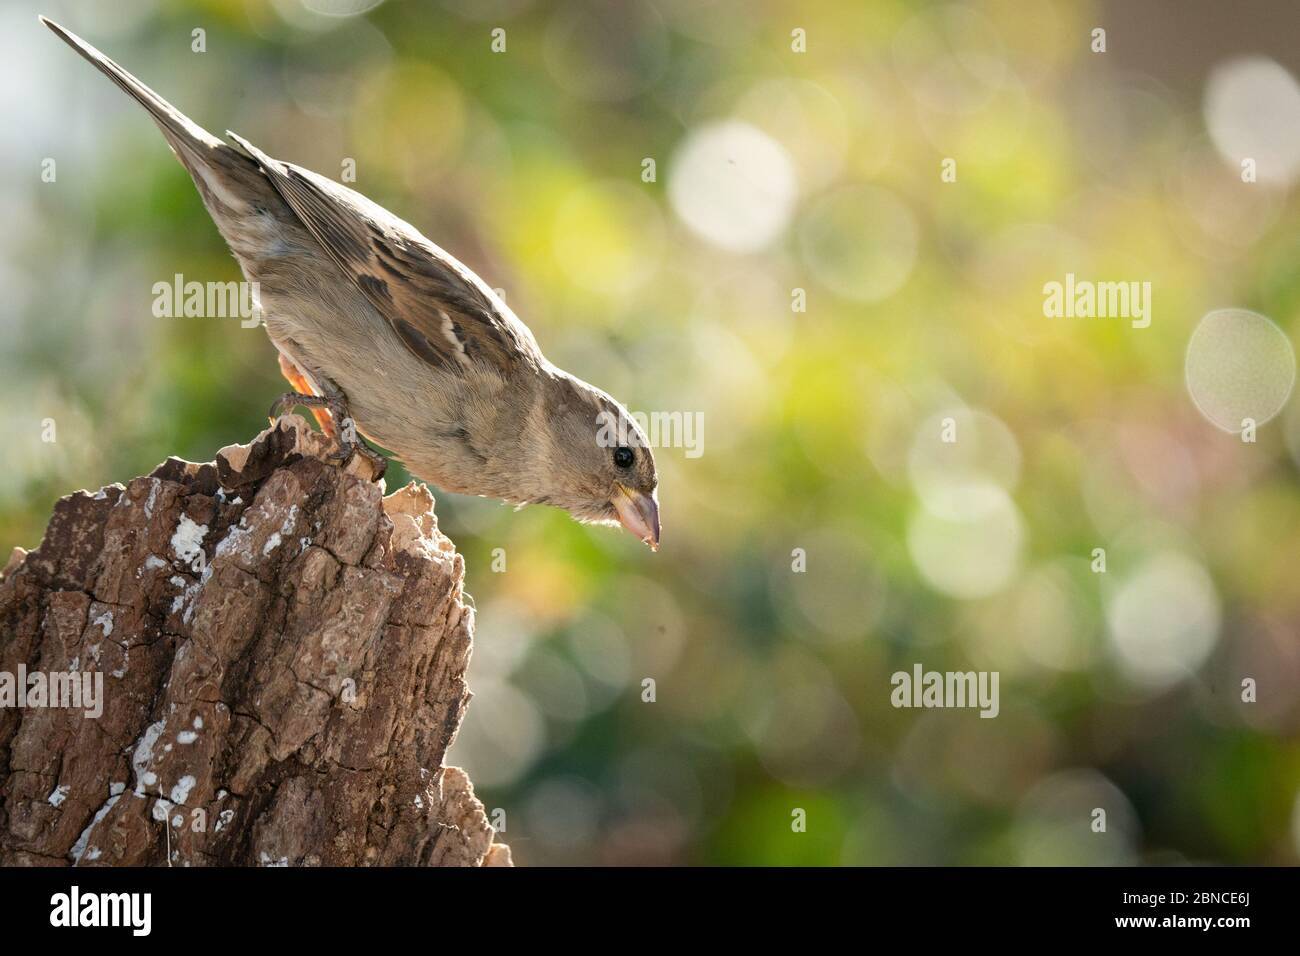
[{"xmin": 225, "ymin": 131, "xmax": 544, "ymax": 376}]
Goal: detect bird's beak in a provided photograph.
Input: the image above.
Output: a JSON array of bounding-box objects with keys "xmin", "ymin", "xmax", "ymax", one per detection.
[{"xmin": 613, "ymin": 484, "xmax": 660, "ymax": 551}]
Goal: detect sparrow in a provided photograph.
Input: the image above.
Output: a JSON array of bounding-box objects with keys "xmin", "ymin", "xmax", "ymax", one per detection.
[{"xmin": 41, "ymin": 16, "xmax": 661, "ymax": 550}]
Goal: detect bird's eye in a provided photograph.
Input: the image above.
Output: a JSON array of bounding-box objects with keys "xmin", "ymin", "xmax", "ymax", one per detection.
[{"xmin": 613, "ymin": 446, "xmax": 635, "ymax": 469}]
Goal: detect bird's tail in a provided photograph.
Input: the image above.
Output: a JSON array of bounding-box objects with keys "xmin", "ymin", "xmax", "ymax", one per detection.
[{"xmin": 40, "ymin": 16, "xmax": 226, "ymax": 164}]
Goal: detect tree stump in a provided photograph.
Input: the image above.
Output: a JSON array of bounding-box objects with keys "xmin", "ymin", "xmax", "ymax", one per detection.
[{"xmin": 0, "ymin": 416, "xmax": 510, "ymax": 867}]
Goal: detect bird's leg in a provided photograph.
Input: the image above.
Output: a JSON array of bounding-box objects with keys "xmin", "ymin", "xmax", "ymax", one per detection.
[
  {"xmin": 277, "ymin": 352, "xmax": 337, "ymax": 438},
  {"xmin": 268, "ymin": 388, "xmax": 388, "ymax": 480},
  {"xmin": 310, "ymin": 377, "xmax": 389, "ymax": 479}
]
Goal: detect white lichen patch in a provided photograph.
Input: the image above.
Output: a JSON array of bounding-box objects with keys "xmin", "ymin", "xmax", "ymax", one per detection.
[
  {"xmin": 131, "ymin": 719, "xmax": 167, "ymax": 795},
  {"xmin": 170, "ymin": 775, "xmax": 197, "ymax": 805},
  {"xmin": 48, "ymin": 784, "xmax": 69, "ymax": 807},
  {"xmin": 143, "ymin": 478, "xmax": 161, "ymax": 518},
  {"xmin": 215, "ymin": 520, "xmax": 253, "ymax": 562},
  {"xmin": 69, "ymin": 782, "xmax": 126, "ymax": 865},
  {"xmin": 170, "ymin": 514, "xmax": 208, "ymax": 573},
  {"xmin": 168, "ymin": 574, "xmax": 204, "ymax": 621},
  {"xmin": 261, "ymin": 505, "xmax": 299, "ymax": 556}
]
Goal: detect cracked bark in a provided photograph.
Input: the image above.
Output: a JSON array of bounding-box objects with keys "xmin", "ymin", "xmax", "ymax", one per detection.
[{"xmin": 0, "ymin": 415, "xmax": 510, "ymax": 867}]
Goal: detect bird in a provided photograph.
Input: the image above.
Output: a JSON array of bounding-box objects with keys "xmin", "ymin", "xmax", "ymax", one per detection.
[{"xmin": 41, "ymin": 16, "xmax": 661, "ymax": 550}]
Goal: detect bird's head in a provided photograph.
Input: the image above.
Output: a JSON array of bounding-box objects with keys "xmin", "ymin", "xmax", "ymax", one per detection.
[{"xmin": 532, "ymin": 371, "xmax": 660, "ymax": 550}]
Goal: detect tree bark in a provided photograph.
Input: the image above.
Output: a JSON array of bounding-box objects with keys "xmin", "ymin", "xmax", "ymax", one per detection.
[{"xmin": 0, "ymin": 416, "xmax": 510, "ymax": 867}]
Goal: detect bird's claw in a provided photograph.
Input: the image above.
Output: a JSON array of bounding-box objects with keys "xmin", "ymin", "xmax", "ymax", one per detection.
[{"xmin": 270, "ymin": 393, "xmax": 386, "ymax": 480}]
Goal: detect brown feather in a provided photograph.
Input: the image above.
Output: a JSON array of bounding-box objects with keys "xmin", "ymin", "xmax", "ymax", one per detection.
[{"xmin": 224, "ymin": 131, "xmax": 543, "ymax": 377}]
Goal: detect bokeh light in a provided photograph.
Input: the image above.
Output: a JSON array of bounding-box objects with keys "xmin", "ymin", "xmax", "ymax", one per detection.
[
  {"xmin": 667, "ymin": 120, "xmax": 797, "ymax": 253},
  {"xmin": 1185, "ymin": 308, "xmax": 1296, "ymax": 433},
  {"xmin": 1104, "ymin": 551, "xmax": 1221, "ymax": 690},
  {"xmin": 1014, "ymin": 770, "xmax": 1140, "ymax": 866},
  {"xmin": 1203, "ymin": 55, "xmax": 1300, "ymax": 187},
  {"xmin": 908, "ymin": 488, "xmax": 1025, "ymax": 599}
]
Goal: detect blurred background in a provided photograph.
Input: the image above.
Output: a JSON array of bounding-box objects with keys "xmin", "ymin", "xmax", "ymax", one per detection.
[{"xmin": 4, "ymin": 0, "xmax": 1300, "ymax": 865}]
